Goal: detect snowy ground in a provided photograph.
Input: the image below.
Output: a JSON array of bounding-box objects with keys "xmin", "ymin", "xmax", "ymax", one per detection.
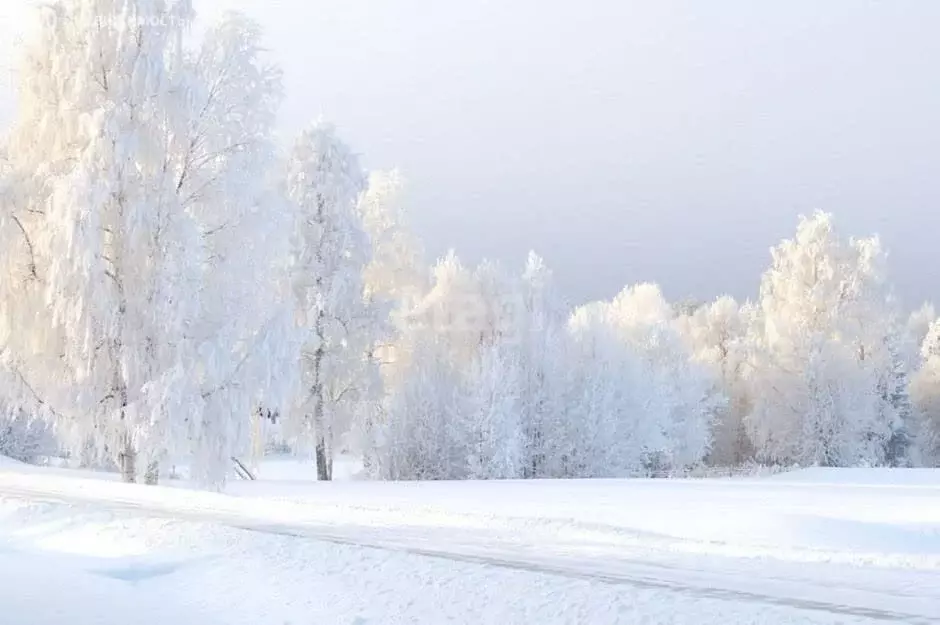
[{"xmin": 1, "ymin": 458, "xmax": 938, "ymax": 624}]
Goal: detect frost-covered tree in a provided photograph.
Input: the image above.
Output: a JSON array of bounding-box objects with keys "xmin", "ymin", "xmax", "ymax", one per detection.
[
  {"xmin": 357, "ymin": 170, "xmax": 426, "ymax": 308},
  {"xmin": 0, "ymin": 408, "xmax": 54, "ymax": 464},
  {"xmin": 564, "ymin": 305, "xmax": 663, "ymax": 476},
  {"xmin": 676, "ymin": 296, "xmax": 754, "ymax": 465},
  {"xmin": 907, "ymin": 303, "xmax": 936, "ymax": 352},
  {"xmin": 514, "ymin": 252, "xmax": 570, "ymax": 477},
  {"xmin": 0, "ymin": 0, "xmax": 288, "ymax": 485},
  {"xmin": 608, "ymin": 284, "xmax": 719, "ymax": 470},
  {"xmin": 349, "ymin": 170, "xmax": 426, "ymax": 465},
  {"xmin": 173, "ymin": 13, "xmax": 295, "ymax": 485},
  {"xmin": 911, "ymin": 320, "xmax": 940, "ymax": 465},
  {"xmin": 374, "ymin": 270, "xmax": 720, "ymax": 480},
  {"xmin": 565, "ymin": 284, "xmax": 719, "ymax": 476},
  {"xmin": 405, "ymin": 253, "xmax": 489, "ymax": 364},
  {"xmin": 746, "ymin": 212, "xmax": 907, "ymax": 467},
  {"xmin": 369, "ymin": 253, "xmax": 532, "ymax": 480},
  {"xmin": 463, "ymin": 343, "xmax": 524, "ymax": 479},
  {"xmin": 0, "ymin": 0, "xmax": 203, "ymax": 482},
  {"xmin": 873, "ymin": 316, "xmax": 920, "ymax": 467},
  {"xmin": 369, "ymin": 253, "xmax": 480, "ymax": 480},
  {"xmin": 372, "ymin": 330, "xmax": 464, "ymax": 480},
  {"xmin": 284, "ymin": 122, "xmax": 374, "ymax": 481}
]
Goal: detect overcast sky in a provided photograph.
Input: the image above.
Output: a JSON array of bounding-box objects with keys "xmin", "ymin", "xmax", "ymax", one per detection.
[{"xmin": 2, "ymin": 1, "xmax": 939, "ymax": 307}]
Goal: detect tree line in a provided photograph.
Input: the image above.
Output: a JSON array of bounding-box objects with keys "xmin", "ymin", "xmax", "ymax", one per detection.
[{"xmin": 1, "ymin": 0, "xmax": 938, "ymax": 486}]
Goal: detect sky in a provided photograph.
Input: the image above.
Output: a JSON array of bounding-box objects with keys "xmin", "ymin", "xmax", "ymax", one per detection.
[{"xmin": 2, "ymin": 1, "xmax": 940, "ymax": 308}]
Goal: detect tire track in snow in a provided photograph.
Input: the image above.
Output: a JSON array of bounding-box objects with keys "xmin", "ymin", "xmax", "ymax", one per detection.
[{"xmin": 231, "ymin": 523, "xmax": 937, "ymax": 624}]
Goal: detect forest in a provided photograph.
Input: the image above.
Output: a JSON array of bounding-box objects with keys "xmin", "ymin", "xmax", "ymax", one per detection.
[{"xmin": 1, "ymin": 0, "xmax": 939, "ymax": 487}]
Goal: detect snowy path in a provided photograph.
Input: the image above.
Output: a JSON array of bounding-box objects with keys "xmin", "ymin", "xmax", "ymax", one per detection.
[{"xmin": 1, "ymin": 464, "xmax": 939, "ymax": 624}]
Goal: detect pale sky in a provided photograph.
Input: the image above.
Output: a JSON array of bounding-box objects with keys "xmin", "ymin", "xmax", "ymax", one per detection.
[{"xmin": 2, "ymin": 1, "xmax": 939, "ymax": 307}]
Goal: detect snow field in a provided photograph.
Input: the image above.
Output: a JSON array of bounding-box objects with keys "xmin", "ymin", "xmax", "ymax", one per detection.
[{"xmin": 1, "ymin": 464, "xmax": 939, "ymax": 623}]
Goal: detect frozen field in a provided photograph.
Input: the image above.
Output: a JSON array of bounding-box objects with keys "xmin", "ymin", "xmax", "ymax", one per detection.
[{"xmin": 1, "ymin": 458, "xmax": 938, "ymax": 624}]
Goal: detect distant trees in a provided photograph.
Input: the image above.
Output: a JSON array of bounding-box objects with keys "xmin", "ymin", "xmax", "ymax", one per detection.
[
  {"xmin": 356, "ymin": 211, "xmax": 939, "ymax": 476},
  {"xmin": 366, "ymin": 266, "xmax": 719, "ymax": 479}
]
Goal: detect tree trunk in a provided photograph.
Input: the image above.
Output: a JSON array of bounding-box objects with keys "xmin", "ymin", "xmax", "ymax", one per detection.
[
  {"xmin": 312, "ymin": 391, "xmax": 332, "ymax": 481},
  {"xmin": 119, "ymin": 437, "xmax": 136, "ymax": 483},
  {"xmin": 143, "ymin": 461, "xmax": 159, "ymax": 485},
  {"xmin": 315, "ymin": 433, "xmax": 331, "ymax": 481},
  {"xmin": 311, "ymin": 305, "xmax": 333, "ymax": 481}
]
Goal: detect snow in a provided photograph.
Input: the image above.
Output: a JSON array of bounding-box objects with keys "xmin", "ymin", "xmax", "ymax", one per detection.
[
  {"xmin": 0, "ymin": 542, "xmax": 211, "ymax": 625},
  {"xmin": 767, "ymin": 466, "xmax": 940, "ymax": 485},
  {"xmin": 1, "ymin": 463, "xmax": 939, "ymax": 624},
  {"xmin": 249, "ymin": 453, "xmax": 365, "ymax": 481},
  {"xmin": 0, "ymin": 454, "xmax": 23, "ymax": 467}
]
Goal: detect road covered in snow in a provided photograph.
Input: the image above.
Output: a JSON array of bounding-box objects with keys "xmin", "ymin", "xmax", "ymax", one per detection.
[{"xmin": 1, "ymin": 460, "xmax": 939, "ymax": 624}]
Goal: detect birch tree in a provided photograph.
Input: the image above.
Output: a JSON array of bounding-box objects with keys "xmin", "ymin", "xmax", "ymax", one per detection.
[
  {"xmin": 565, "ymin": 305, "xmax": 662, "ymax": 476},
  {"xmin": 349, "ymin": 170, "xmax": 425, "ymax": 464},
  {"xmin": 463, "ymin": 343, "xmax": 524, "ymax": 478},
  {"xmin": 746, "ymin": 212, "xmax": 906, "ymax": 467},
  {"xmin": 357, "ymin": 169, "xmax": 426, "ymax": 307},
  {"xmin": 370, "ymin": 254, "xmax": 529, "ymax": 479},
  {"xmin": 676, "ymin": 296, "xmax": 754, "ymax": 465},
  {"xmin": 911, "ymin": 320, "xmax": 940, "ymax": 465},
  {"xmin": 578, "ymin": 283, "xmax": 719, "ymax": 472},
  {"xmin": 0, "ymin": 0, "xmax": 288, "ymax": 485},
  {"xmin": 0, "ymin": 0, "xmax": 202, "ymax": 482},
  {"xmin": 284, "ymin": 122, "xmax": 372, "ymax": 480},
  {"xmin": 515, "ymin": 252, "xmax": 570, "ymax": 477},
  {"xmin": 169, "ymin": 12, "xmax": 293, "ymax": 485}
]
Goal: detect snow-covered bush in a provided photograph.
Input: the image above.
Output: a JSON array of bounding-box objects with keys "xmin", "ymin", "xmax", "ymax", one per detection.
[{"xmin": 0, "ymin": 410, "xmax": 54, "ymax": 464}]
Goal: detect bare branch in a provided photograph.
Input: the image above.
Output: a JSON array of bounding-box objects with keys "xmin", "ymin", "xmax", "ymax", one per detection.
[{"xmin": 10, "ymin": 214, "xmax": 38, "ymax": 281}]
